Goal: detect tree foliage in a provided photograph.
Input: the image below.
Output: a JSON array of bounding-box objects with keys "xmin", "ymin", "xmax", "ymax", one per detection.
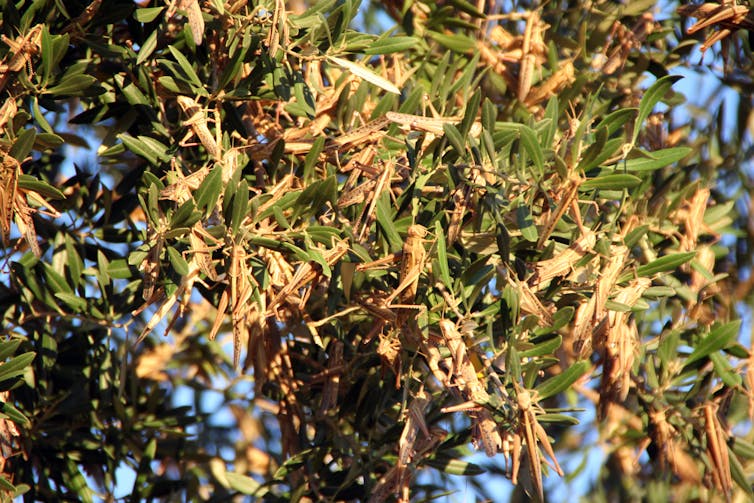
[{"xmin": 1, "ymin": 0, "xmax": 754, "ymax": 501}]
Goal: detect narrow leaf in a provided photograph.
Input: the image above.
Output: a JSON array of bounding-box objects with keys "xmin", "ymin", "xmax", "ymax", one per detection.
[
  {"xmin": 685, "ymin": 320, "xmax": 740, "ymax": 367},
  {"xmin": 0, "ymin": 352, "xmax": 36, "ymax": 383},
  {"xmin": 633, "ymin": 75, "xmax": 683, "ymax": 144},
  {"xmin": 581, "ymin": 174, "xmax": 641, "ymax": 190},
  {"xmin": 636, "ymin": 251, "xmax": 696, "ymax": 277},
  {"xmin": 364, "ymin": 36, "xmax": 420, "ymax": 55},
  {"xmin": 434, "ymin": 221, "xmax": 452, "ymax": 289},
  {"xmin": 225, "ymin": 472, "xmax": 261, "ymax": 495},
  {"xmin": 327, "ymin": 56, "xmax": 400, "ymax": 94},
  {"xmin": 620, "ymin": 147, "xmax": 691, "ymax": 172},
  {"xmin": 535, "ymin": 360, "xmax": 590, "ymax": 400}
]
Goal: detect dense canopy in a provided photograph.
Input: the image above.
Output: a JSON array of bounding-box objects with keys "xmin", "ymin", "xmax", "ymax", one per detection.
[{"xmin": 1, "ymin": 0, "xmax": 754, "ymax": 501}]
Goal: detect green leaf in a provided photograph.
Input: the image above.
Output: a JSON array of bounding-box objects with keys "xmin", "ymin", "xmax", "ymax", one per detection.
[
  {"xmin": 55, "ymin": 292, "xmax": 87, "ymax": 310},
  {"xmin": 462, "ymin": 89, "xmax": 481, "ymax": 139},
  {"xmin": 64, "ymin": 459, "xmax": 94, "ymax": 503},
  {"xmin": 596, "ymin": 108, "xmax": 636, "ymax": 136},
  {"xmin": 0, "ymin": 477, "xmax": 15, "ymax": 491},
  {"xmin": 496, "ymin": 122, "xmax": 544, "ymax": 173},
  {"xmin": 158, "ymin": 76, "xmax": 192, "ymax": 94},
  {"xmin": 443, "ymin": 123, "xmax": 466, "ymax": 157},
  {"xmin": 40, "ymin": 25, "xmax": 53, "ymax": 86},
  {"xmin": 304, "ymin": 237, "xmax": 332, "ymax": 278},
  {"xmin": 427, "ymin": 31, "xmax": 476, "ymax": 53},
  {"xmin": 119, "ymin": 80, "xmax": 151, "ymax": 107},
  {"xmin": 376, "ymin": 193, "xmax": 402, "ymax": 251},
  {"xmin": 633, "ymin": 75, "xmax": 683, "ymax": 145},
  {"xmin": 119, "ymin": 134, "xmax": 170, "ymax": 166},
  {"xmin": 424, "ymin": 455, "xmax": 485, "ymax": 475},
  {"xmin": 521, "ymin": 335, "xmax": 563, "ymax": 358},
  {"xmin": 171, "ymin": 199, "xmax": 200, "ymax": 229},
  {"xmin": 623, "ymin": 224, "xmax": 649, "ymax": 248},
  {"xmin": 519, "ymin": 125, "xmax": 544, "ymax": 175},
  {"xmin": 131, "ymin": 438, "xmax": 157, "ymax": 502},
  {"xmin": 134, "ymin": 6, "xmax": 164, "ymax": 23},
  {"xmin": 541, "ymin": 98, "xmax": 558, "ymax": 149},
  {"xmin": 0, "ymin": 352, "xmax": 36, "ymax": 383},
  {"xmin": 729, "ymin": 445, "xmax": 754, "ymax": 497},
  {"xmin": 363, "ymin": 36, "xmax": 420, "ymax": 55},
  {"xmin": 642, "ymin": 286, "xmax": 676, "ymax": 298},
  {"xmin": 731, "ymin": 438, "xmax": 754, "ymax": 460},
  {"xmin": 168, "ymin": 45, "xmax": 205, "ymax": 91},
  {"xmin": 537, "ymin": 413, "xmax": 581, "ymax": 425},
  {"xmin": 619, "ymin": 147, "xmax": 691, "ymax": 172},
  {"xmin": 302, "ymin": 137, "xmax": 325, "ymax": 180},
  {"xmin": 704, "ymin": 200, "xmax": 735, "ymax": 225},
  {"xmin": 0, "ymin": 401, "xmax": 30, "ymax": 428},
  {"xmin": 635, "ymin": 251, "xmax": 696, "ymax": 278},
  {"xmin": 295, "ymin": 175, "xmax": 336, "ymax": 217},
  {"xmin": 136, "ymin": 29, "xmax": 159, "ymax": 65},
  {"xmin": 43, "ymin": 262, "xmax": 73, "ymax": 295},
  {"xmin": 31, "ymin": 97, "xmax": 54, "ymax": 134},
  {"xmin": 225, "ymin": 471, "xmax": 261, "ymax": 495},
  {"xmin": 581, "ymin": 174, "xmax": 641, "ymax": 190},
  {"xmin": 194, "ymin": 166, "xmax": 223, "ymax": 215},
  {"xmin": 34, "ymin": 132, "xmax": 64, "ymax": 149},
  {"xmin": 535, "ymin": 360, "xmax": 590, "ymax": 401},
  {"xmin": 446, "ymin": 0, "xmax": 486, "ymax": 17},
  {"xmin": 684, "ymin": 320, "xmax": 740, "ymax": 367},
  {"xmin": 167, "ymin": 246, "xmax": 189, "ymax": 276},
  {"xmin": 45, "ymin": 74, "xmax": 98, "ymax": 96},
  {"xmin": 17, "ymin": 174, "xmax": 65, "ymax": 199},
  {"xmin": 0, "ymin": 341, "xmax": 22, "ymax": 362},
  {"xmin": 107, "ymin": 259, "xmax": 133, "ymax": 280},
  {"xmin": 516, "ymin": 206, "xmax": 538, "ymax": 242},
  {"xmin": 434, "ymin": 221, "xmax": 452, "ymax": 290},
  {"xmin": 580, "ymin": 137, "xmax": 624, "ymax": 172},
  {"xmin": 709, "ymin": 351, "xmax": 742, "ymax": 387},
  {"xmin": 230, "ymin": 180, "xmax": 249, "ymax": 234},
  {"xmin": 9, "ymin": 128, "xmax": 36, "ymax": 161},
  {"xmin": 326, "ymin": 56, "xmax": 400, "ymax": 95}
]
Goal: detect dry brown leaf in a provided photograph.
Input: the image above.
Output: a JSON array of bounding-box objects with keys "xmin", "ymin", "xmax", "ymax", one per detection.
[
  {"xmin": 536, "ymin": 173, "xmax": 583, "ymax": 249},
  {"xmin": 592, "ymin": 14, "xmax": 655, "ymax": 75},
  {"xmin": 597, "ymin": 277, "xmax": 650, "ymax": 415},
  {"xmin": 391, "ymin": 225, "xmax": 428, "ymax": 308},
  {"xmin": 0, "ymin": 391, "xmax": 20, "ymax": 475},
  {"xmin": 516, "ymin": 385, "xmax": 544, "ymax": 502},
  {"xmin": 525, "ymin": 59, "xmax": 576, "ymax": 107},
  {"xmin": 177, "ymin": 96, "xmax": 220, "ymax": 160},
  {"xmin": 517, "ymin": 276, "xmax": 554, "ymax": 327},
  {"xmin": 180, "ymin": 0, "xmax": 204, "ymax": 45},
  {"xmin": 0, "ymin": 154, "xmax": 19, "ymax": 249},
  {"xmin": 138, "ymin": 258, "xmax": 203, "ymax": 343},
  {"xmin": 229, "ymin": 404, "xmax": 261, "ymax": 442},
  {"xmin": 317, "ymin": 341, "xmax": 343, "ymax": 416},
  {"xmin": 704, "ymin": 403, "xmax": 732, "ymax": 496},
  {"xmin": 0, "ymin": 25, "xmax": 43, "ymax": 93},
  {"xmin": 679, "ymin": 3, "xmax": 754, "ymax": 54},
  {"xmin": 680, "ymin": 188, "xmax": 711, "ymax": 252},
  {"xmin": 439, "ymin": 319, "xmax": 502, "ymax": 456},
  {"xmin": 572, "ymin": 295, "xmax": 597, "ymax": 358},
  {"xmin": 0, "ymin": 99, "xmax": 17, "ymax": 131},
  {"xmin": 529, "ymin": 231, "xmax": 596, "ymax": 291},
  {"xmin": 135, "ymin": 343, "xmax": 174, "ymax": 381},
  {"xmin": 267, "ymin": 240, "xmax": 349, "ymax": 315},
  {"xmin": 648, "ymin": 408, "xmax": 701, "ymax": 485}
]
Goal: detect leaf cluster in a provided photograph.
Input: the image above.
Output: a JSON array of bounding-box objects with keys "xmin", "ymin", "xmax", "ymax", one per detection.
[{"xmin": 1, "ymin": 0, "xmax": 754, "ymax": 501}]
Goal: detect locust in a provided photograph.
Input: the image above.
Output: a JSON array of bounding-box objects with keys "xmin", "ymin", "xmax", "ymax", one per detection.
[{"xmin": 0, "ymin": 25, "xmax": 42, "ymax": 93}]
